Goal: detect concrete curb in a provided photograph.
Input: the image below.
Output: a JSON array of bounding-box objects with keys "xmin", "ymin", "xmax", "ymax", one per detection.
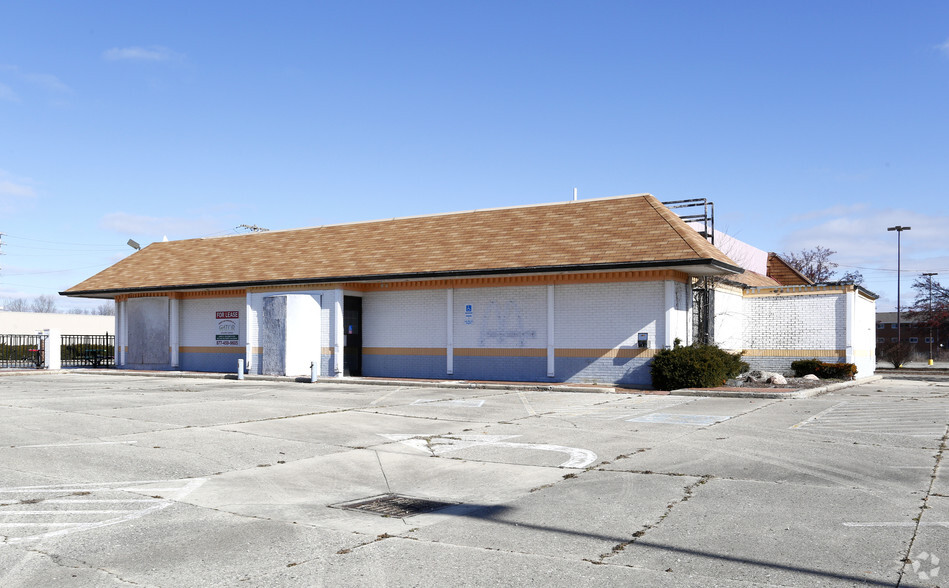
[
  {"xmin": 55, "ymin": 369, "xmax": 624, "ymax": 394},
  {"xmin": 7, "ymin": 369, "xmax": 884, "ymax": 398},
  {"xmin": 313, "ymin": 376, "xmax": 619, "ymax": 394},
  {"xmin": 671, "ymin": 375, "xmax": 884, "ymax": 399}
]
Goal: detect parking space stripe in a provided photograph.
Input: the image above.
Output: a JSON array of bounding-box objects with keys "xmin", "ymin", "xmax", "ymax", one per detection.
[
  {"xmin": 791, "ymin": 401, "xmax": 949, "ymax": 438},
  {"xmin": 0, "ymin": 523, "xmax": 90, "ymax": 527},
  {"xmin": 2, "ymin": 510, "xmax": 141, "ymax": 514},
  {"xmin": 13, "ymin": 441, "xmax": 138, "ymax": 448},
  {"xmin": 0, "ymin": 478, "xmax": 206, "ymax": 544}
]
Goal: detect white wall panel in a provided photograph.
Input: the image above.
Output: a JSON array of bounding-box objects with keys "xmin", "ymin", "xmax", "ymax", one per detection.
[
  {"xmin": 453, "ymin": 286, "xmax": 546, "ymax": 349},
  {"xmin": 363, "ymin": 289, "xmax": 447, "ymax": 348}
]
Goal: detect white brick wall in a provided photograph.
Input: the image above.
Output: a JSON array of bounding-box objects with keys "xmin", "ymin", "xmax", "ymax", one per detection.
[
  {"xmin": 179, "ymin": 297, "xmax": 245, "ymax": 347},
  {"xmin": 742, "ymin": 293, "xmax": 845, "ymax": 350},
  {"xmin": 555, "ymin": 282, "xmax": 663, "ymax": 348},
  {"xmin": 454, "ymin": 286, "xmax": 546, "ymax": 349},
  {"xmin": 363, "ymin": 289, "xmax": 447, "ymax": 347}
]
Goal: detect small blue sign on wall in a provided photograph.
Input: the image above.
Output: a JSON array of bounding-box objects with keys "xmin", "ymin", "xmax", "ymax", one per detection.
[{"xmin": 464, "ymin": 304, "xmax": 473, "ymax": 325}]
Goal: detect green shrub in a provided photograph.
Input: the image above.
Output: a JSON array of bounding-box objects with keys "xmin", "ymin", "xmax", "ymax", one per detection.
[
  {"xmin": 816, "ymin": 362, "xmax": 857, "ymax": 379},
  {"xmin": 791, "ymin": 358, "xmax": 857, "ymax": 379},
  {"xmin": 790, "ymin": 359, "xmax": 823, "ymax": 377},
  {"xmin": 650, "ymin": 344, "xmax": 749, "ymax": 391}
]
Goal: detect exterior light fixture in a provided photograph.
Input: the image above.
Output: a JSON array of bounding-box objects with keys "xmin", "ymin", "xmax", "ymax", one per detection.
[
  {"xmin": 887, "ymin": 225, "xmax": 911, "ymax": 364},
  {"xmin": 127, "ymin": 239, "xmax": 141, "ymax": 251}
]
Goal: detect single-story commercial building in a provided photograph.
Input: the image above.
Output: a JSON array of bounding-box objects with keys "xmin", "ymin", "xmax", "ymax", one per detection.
[{"xmin": 62, "ymin": 194, "xmax": 877, "ymax": 385}]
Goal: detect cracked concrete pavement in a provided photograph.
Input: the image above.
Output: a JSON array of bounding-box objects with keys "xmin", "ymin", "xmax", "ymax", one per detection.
[{"xmin": 0, "ymin": 372, "xmax": 947, "ymax": 587}]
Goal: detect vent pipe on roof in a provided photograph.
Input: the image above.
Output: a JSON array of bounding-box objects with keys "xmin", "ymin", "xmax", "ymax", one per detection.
[{"xmin": 573, "ymin": 187, "xmax": 577, "ymax": 201}]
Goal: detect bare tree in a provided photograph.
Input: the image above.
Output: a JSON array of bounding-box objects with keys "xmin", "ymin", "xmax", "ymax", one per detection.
[
  {"xmin": 781, "ymin": 246, "xmax": 839, "ymax": 283},
  {"xmin": 838, "ymin": 270, "xmax": 865, "ymax": 286},
  {"xmin": 29, "ymin": 295, "xmax": 58, "ymax": 314},
  {"xmin": 3, "ymin": 298, "xmax": 29, "ymax": 312},
  {"xmin": 69, "ymin": 307, "xmax": 86, "ymax": 315},
  {"xmin": 907, "ymin": 274, "xmax": 949, "ymax": 329},
  {"xmin": 95, "ymin": 302, "xmax": 115, "ymax": 316}
]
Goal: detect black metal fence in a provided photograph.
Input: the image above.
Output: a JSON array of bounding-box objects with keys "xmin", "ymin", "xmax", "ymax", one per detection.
[
  {"xmin": 0, "ymin": 334, "xmax": 46, "ymax": 368},
  {"xmin": 61, "ymin": 334, "xmax": 115, "ymax": 368}
]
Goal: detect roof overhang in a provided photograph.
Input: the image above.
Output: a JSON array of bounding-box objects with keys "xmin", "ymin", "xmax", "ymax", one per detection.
[{"xmin": 61, "ymin": 258, "xmax": 743, "ymax": 299}]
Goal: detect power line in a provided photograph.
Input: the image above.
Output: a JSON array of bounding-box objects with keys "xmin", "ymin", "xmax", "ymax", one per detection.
[
  {"xmin": 0, "ymin": 262, "xmax": 113, "ymax": 277},
  {"xmin": 837, "ymin": 264, "xmax": 949, "ymax": 273},
  {"xmin": 0, "ymin": 233, "xmax": 128, "ymax": 248}
]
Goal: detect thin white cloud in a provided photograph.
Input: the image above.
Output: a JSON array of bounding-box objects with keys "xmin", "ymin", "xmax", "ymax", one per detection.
[
  {"xmin": 0, "ymin": 180, "xmax": 36, "ymax": 198},
  {"xmin": 1, "ymin": 67, "xmax": 72, "ymax": 102},
  {"xmin": 99, "ymin": 212, "xmax": 219, "ymax": 240},
  {"xmin": 102, "ymin": 46, "xmax": 184, "ymax": 62},
  {"xmin": 938, "ymin": 38, "xmax": 949, "ymax": 57},
  {"xmin": 780, "ymin": 208, "xmax": 949, "ymax": 308},
  {"xmin": 789, "ymin": 202, "xmax": 868, "ymax": 223},
  {"xmin": 24, "ymin": 73, "xmax": 72, "ymax": 94},
  {"xmin": 0, "ymin": 82, "xmax": 18, "ymax": 102},
  {"xmin": 0, "ymin": 171, "xmax": 36, "ymax": 198}
]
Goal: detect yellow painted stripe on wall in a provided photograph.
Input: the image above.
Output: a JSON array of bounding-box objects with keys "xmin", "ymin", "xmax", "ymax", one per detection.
[
  {"xmin": 178, "ymin": 346, "xmax": 245, "ymax": 354},
  {"xmin": 324, "ymin": 346, "xmax": 659, "ymax": 358},
  {"xmin": 742, "ymin": 349, "xmax": 846, "ymax": 358},
  {"xmin": 363, "ymin": 347, "xmax": 447, "ymax": 356}
]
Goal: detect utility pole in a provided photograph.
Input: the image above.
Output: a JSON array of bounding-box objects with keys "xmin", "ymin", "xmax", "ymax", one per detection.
[
  {"xmin": 923, "ymin": 272, "xmax": 938, "ymax": 366},
  {"xmin": 887, "ymin": 226, "xmax": 911, "ymax": 366}
]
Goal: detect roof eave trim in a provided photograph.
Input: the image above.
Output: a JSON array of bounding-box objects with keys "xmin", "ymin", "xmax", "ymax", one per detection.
[{"xmin": 60, "ymin": 258, "xmax": 744, "ymax": 297}]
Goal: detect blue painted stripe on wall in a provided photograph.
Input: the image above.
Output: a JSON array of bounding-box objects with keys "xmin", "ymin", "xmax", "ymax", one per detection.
[
  {"xmin": 452, "ymin": 356, "xmax": 548, "ymax": 382},
  {"xmin": 179, "ymin": 352, "xmax": 244, "ymax": 373},
  {"xmin": 363, "ymin": 354, "xmax": 446, "ymax": 379},
  {"xmin": 556, "ymin": 356, "xmax": 653, "ymax": 386}
]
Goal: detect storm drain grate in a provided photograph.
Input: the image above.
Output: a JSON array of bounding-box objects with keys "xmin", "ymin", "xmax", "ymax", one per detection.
[{"xmin": 331, "ymin": 494, "xmax": 458, "ymax": 518}]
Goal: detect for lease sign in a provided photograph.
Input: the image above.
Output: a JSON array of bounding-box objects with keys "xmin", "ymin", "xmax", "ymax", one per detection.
[{"xmin": 216, "ymin": 311, "xmax": 240, "ymax": 346}]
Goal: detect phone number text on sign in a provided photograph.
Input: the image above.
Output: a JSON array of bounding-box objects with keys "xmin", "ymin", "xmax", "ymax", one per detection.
[{"xmin": 216, "ymin": 311, "xmax": 240, "ymax": 346}]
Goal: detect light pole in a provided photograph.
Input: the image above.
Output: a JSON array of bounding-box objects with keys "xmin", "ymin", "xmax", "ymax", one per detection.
[
  {"xmin": 887, "ymin": 225, "xmax": 911, "ymax": 366},
  {"xmin": 923, "ymin": 272, "xmax": 938, "ymax": 365}
]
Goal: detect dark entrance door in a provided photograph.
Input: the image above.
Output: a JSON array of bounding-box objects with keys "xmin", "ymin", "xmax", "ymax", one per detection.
[{"xmin": 343, "ymin": 296, "xmax": 362, "ymax": 376}]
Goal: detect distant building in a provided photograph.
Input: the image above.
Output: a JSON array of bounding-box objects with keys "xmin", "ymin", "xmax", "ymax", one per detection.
[
  {"xmin": 0, "ymin": 311, "xmax": 114, "ymax": 336},
  {"xmin": 875, "ymin": 312, "xmax": 946, "ymax": 357}
]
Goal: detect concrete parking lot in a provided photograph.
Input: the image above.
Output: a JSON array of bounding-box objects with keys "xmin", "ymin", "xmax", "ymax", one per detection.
[{"xmin": 0, "ymin": 373, "xmax": 946, "ymax": 587}]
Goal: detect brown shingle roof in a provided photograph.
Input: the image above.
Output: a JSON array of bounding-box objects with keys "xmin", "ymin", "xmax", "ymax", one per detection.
[
  {"xmin": 720, "ymin": 270, "xmax": 781, "ymax": 288},
  {"xmin": 63, "ymin": 194, "xmax": 742, "ymax": 296},
  {"xmin": 766, "ymin": 253, "xmax": 814, "ymax": 286}
]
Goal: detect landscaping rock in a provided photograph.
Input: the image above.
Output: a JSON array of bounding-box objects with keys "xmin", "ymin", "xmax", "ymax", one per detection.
[{"xmin": 768, "ymin": 373, "xmax": 788, "ymax": 385}]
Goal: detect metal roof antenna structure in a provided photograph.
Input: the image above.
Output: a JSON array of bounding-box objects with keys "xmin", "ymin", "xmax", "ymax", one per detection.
[
  {"xmin": 661, "ymin": 198, "xmax": 715, "ymax": 247},
  {"xmin": 661, "ymin": 197, "xmax": 717, "ymax": 344},
  {"xmin": 237, "ymin": 224, "xmax": 270, "ymax": 233}
]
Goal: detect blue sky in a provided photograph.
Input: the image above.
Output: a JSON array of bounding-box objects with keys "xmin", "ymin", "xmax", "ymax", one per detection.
[{"xmin": 1, "ymin": 1, "xmax": 948, "ymax": 312}]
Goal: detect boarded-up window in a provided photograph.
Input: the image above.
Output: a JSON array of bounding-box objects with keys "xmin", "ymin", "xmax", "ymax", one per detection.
[{"xmin": 127, "ymin": 298, "xmax": 170, "ymax": 365}]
